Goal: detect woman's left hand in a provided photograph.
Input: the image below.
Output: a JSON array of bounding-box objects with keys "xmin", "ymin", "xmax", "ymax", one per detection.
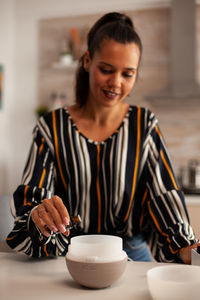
[{"xmin": 179, "ymin": 242, "xmax": 200, "ymax": 264}]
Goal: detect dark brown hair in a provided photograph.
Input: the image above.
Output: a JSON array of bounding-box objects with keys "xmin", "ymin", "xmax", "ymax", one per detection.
[{"xmin": 75, "ymin": 12, "xmax": 142, "ymax": 107}]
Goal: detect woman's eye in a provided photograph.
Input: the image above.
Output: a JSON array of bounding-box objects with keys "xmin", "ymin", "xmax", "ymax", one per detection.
[
  {"xmin": 99, "ymin": 66, "xmax": 134, "ymax": 78},
  {"xmin": 99, "ymin": 67, "xmax": 112, "ymax": 74},
  {"xmin": 123, "ymin": 73, "xmax": 133, "ymax": 78}
]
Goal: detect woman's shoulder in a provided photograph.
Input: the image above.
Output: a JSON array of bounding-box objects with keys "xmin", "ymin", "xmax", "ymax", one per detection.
[
  {"xmin": 129, "ymin": 105, "xmax": 155, "ymax": 120},
  {"xmin": 34, "ymin": 106, "xmax": 70, "ymax": 136},
  {"xmin": 128, "ymin": 105, "xmax": 158, "ymax": 137},
  {"xmin": 38, "ymin": 106, "xmax": 69, "ymax": 123}
]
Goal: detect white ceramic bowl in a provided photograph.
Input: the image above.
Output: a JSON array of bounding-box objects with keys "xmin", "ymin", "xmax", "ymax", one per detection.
[
  {"xmin": 147, "ymin": 264, "xmax": 200, "ymax": 300},
  {"xmin": 66, "ymin": 234, "xmax": 127, "ymax": 288}
]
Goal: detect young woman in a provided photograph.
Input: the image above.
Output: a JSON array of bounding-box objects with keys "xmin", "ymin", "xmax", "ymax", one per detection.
[{"xmin": 7, "ymin": 12, "xmax": 199, "ymax": 262}]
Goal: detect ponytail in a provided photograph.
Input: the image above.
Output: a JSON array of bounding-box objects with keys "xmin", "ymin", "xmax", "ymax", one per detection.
[{"xmin": 75, "ymin": 56, "xmax": 89, "ymax": 107}]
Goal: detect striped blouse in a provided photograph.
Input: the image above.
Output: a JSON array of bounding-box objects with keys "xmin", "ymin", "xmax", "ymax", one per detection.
[{"xmin": 6, "ymin": 105, "xmax": 197, "ymax": 260}]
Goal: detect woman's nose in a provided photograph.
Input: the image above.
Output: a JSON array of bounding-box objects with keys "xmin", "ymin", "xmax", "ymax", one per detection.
[{"xmin": 107, "ymin": 73, "xmax": 122, "ymax": 87}]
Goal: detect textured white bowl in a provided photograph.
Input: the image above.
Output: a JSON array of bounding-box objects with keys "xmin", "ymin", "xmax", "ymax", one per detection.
[
  {"xmin": 65, "ymin": 234, "xmax": 127, "ymax": 288},
  {"xmin": 67, "ymin": 234, "xmax": 125, "ymax": 262},
  {"xmin": 147, "ymin": 264, "xmax": 200, "ymax": 300}
]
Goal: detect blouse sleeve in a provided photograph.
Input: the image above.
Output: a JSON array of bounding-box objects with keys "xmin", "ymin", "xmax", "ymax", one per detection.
[
  {"xmin": 139, "ymin": 110, "xmax": 198, "ymax": 262},
  {"xmin": 6, "ymin": 116, "xmax": 69, "ymax": 257}
]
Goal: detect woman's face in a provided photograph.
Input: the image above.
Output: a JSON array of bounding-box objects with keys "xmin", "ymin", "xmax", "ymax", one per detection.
[{"xmin": 84, "ymin": 39, "xmax": 141, "ymax": 108}]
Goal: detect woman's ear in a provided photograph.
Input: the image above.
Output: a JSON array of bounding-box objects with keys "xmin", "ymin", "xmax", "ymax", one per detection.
[{"xmin": 83, "ymin": 50, "xmax": 90, "ymax": 72}]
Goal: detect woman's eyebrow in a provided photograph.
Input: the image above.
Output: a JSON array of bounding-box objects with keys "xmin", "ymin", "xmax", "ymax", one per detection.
[
  {"xmin": 125, "ymin": 67, "xmax": 137, "ymax": 71},
  {"xmin": 99, "ymin": 62, "xmax": 137, "ymax": 71},
  {"xmin": 99, "ymin": 62, "xmax": 113, "ymax": 67}
]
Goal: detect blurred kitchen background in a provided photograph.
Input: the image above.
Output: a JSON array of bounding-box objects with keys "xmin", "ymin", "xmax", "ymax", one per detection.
[{"xmin": 0, "ymin": 0, "xmax": 200, "ymax": 239}]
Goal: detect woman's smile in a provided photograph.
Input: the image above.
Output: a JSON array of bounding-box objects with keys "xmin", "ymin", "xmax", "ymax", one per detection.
[
  {"xmin": 84, "ymin": 39, "xmax": 140, "ymax": 108},
  {"xmin": 102, "ymin": 89, "xmax": 121, "ymax": 100}
]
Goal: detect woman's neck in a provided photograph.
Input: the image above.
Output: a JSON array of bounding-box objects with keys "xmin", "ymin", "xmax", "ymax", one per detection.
[
  {"xmin": 68, "ymin": 101, "xmax": 130, "ymax": 142},
  {"xmin": 76, "ymin": 101, "xmax": 129, "ymax": 127}
]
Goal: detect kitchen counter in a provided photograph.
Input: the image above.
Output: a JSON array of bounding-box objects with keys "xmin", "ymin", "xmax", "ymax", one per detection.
[{"xmin": 0, "ymin": 252, "xmax": 160, "ymax": 300}]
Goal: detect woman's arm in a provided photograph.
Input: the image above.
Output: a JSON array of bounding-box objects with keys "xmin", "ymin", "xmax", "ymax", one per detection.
[
  {"xmin": 141, "ymin": 111, "xmax": 199, "ymax": 263},
  {"xmin": 6, "ymin": 117, "xmax": 69, "ymax": 257}
]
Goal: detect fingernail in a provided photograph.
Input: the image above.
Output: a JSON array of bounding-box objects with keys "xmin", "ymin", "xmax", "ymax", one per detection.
[
  {"xmin": 64, "ymin": 217, "xmax": 70, "ymax": 225},
  {"xmin": 64, "ymin": 230, "xmax": 70, "ymax": 237},
  {"xmin": 58, "ymin": 224, "xmax": 66, "ymax": 233},
  {"xmin": 50, "ymin": 225, "xmax": 58, "ymax": 232}
]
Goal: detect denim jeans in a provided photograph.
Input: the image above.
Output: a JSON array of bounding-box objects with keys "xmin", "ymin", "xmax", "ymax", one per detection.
[{"xmin": 123, "ymin": 233, "xmax": 152, "ymax": 262}]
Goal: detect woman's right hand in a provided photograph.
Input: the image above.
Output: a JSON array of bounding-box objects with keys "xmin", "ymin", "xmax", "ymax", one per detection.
[
  {"xmin": 179, "ymin": 242, "xmax": 200, "ymax": 264},
  {"xmin": 31, "ymin": 195, "xmax": 70, "ymax": 237}
]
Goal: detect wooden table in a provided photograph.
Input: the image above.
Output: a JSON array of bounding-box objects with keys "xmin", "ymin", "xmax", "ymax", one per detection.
[{"xmin": 0, "ymin": 252, "xmax": 159, "ymax": 299}]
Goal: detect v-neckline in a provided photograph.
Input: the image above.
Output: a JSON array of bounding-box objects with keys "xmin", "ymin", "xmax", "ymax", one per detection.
[{"xmin": 65, "ymin": 106, "xmax": 132, "ymax": 145}]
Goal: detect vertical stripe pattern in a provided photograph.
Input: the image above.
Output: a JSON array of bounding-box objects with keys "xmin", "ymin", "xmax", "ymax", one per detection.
[{"xmin": 6, "ymin": 105, "xmax": 197, "ymax": 260}]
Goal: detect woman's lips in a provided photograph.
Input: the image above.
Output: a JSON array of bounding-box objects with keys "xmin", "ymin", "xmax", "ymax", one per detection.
[{"xmin": 102, "ymin": 89, "xmax": 120, "ymax": 100}]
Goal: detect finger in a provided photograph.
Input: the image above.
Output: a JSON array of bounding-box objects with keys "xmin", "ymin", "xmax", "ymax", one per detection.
[
  {"xmin": 63, "ymin": 230, "xmax": 70, "ymax": 237},
  {"xmin": 38, "ymin": 201, "xmax": 61, "ymax": 233},
  {"xmin": 42, "ymin": 197, "xmax": 68, "ymax": 233},
  {"xmin": 52, "ymin": 195, "xmax": 70, "ymax": 225},
  {"xmin": 32, "ymin": 207, "xmax": 70, "ymax": 238},
  {"xmin": 37, "ymin": 204, "xmax": 46, "ymax": 218},
  {"xmin": 190, "ymin": 242, "xmax": 200, "ymax": 249},
  {"xmin": 31, "ymin": 208, "xmax": 52, "ymax": 237},
  {"xmin": 179, "ymin": 243, "xmax": 200, "ymax": 265},
  {"xmin": 37, "ymin": 203, "xmax": 59, "ymax": 233},
  {"xmin": 179, "ymin": 248, "xmax": 191, "ymax": 264}
]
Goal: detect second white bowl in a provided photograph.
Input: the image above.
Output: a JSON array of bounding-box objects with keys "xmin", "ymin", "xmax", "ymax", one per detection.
[{"xmin": 147, "ymin": 264, "xmax": 200, "ymax": 300}]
